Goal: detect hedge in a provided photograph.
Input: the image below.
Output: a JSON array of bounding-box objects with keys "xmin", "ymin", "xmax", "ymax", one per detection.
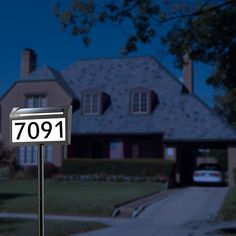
[
  {"xmin": 18, "ymin": 163, "xmax": 57, "ymax": 179},
  {"xmin": 59, "ymin": 159, "xmax": 175, "ymax": 178},
  {"xmin": 233, "ymin": 167, "xmax": 236, "ymax": 184}
]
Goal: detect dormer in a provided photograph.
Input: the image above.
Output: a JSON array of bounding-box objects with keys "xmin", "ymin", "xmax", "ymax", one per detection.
[
  {"xmin": 81, "ymin": 89, "xmax": 110, "ymax": 115},
  {"xmin": 129, "ymin": 87, "xmax": 158, "ymax": 114}
]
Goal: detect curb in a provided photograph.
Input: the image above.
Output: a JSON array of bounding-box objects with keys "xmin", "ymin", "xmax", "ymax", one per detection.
[{"xmin": 112, "ymin": 188, "xmax": 183, "ymax": 218}]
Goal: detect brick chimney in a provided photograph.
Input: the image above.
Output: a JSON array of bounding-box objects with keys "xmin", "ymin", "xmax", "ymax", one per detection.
[
  {"xmin": 21, "ymin": 48, "xmax": 37, "ymax": 79},
  {"xmin": 183, "ymin": 52, "xmax": 194, "ymax": 94}
]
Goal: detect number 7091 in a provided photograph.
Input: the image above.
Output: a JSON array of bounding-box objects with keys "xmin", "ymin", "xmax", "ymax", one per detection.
[{"xmin": 12, "ymin": 118, "xmax": 65, "ymax": 143}]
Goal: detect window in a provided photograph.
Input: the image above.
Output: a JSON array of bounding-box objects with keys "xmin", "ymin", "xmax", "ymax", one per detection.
[
  {"xmin": 18, "ymin": 94, "xmax": 52, "ymax": 166},
  {"xmin": 130, "ymin": 89, "xmax": 150, "ymax": 114},
  {"xmin": 165, "ymin": 147, "xmax": 176, "ymax": 160},
  {"xmin": 19, "ymin": 145, "xmax": 52, "ymax": 166},
  {"xmin": 26, "ymin": 95, "xmax": 47, "ymax": 108},
  {"xmin": 18, "ymin": 146, "xmax": 37, "ymax": 165},
  {"xmin": 82, "ymin": 92, "xmax": 101, "ymax": 115},
  {"xmin": 45, "ymin": 145, "xmax": 52, "ymax": 162}
]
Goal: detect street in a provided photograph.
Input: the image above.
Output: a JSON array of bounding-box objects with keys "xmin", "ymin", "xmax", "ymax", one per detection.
[{"xmin": 78, "ymin": 186, "xmax": 229, "ymax": 236}]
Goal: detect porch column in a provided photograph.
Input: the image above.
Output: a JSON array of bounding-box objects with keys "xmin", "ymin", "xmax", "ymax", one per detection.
[{"xmin": 228, "ymin": 146, "xmax": 236, "ymax": 187}]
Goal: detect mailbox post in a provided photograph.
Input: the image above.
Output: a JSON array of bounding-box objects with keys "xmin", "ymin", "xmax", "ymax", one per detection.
[{"xmin": 10, "ymin": 105, "xmax": 72, "ymax": 236}]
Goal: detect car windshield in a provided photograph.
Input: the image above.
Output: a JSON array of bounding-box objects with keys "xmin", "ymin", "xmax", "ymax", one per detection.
[{"xmin": 195, "ymin": 164, "xmax": 221, "ymax": 171}]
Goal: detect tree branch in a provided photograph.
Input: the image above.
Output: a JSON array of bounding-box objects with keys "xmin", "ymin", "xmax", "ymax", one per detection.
[{"xmin": 161, "ymin": 0, "xmax": 236, "ymax": 23}]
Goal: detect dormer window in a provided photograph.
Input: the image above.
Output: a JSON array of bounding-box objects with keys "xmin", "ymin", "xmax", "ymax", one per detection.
[
  {"xmin": 82, "ymin": 90, "xmax": 110, "ymax": 115},
  {"xmin": 83, "ymin": 92, "xmax": 100, "ymax": 115},
  {"xmin": 132, "ymin": 92, "xmax": 149, "ymax": 113},
  {"xmin": 130, "ymin": 88, "xmax": 157, "ymax": 114}
]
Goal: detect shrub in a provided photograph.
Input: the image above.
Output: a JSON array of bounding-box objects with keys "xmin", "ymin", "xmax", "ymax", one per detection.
[
  {"xmin": 25, "ymin": 166, "xmax": 38, "ymax": 178},
  {"xmin": 12, "ymin": 170, "xmax": 32, "ymax": 179},
  {"xmin": 25, "ymin": 162, "xmax": 57, "ymax": 179},
  {"xmin": 233, "ymin": 167, "xmax": 236, "ymax": 185},
  {"xmin": 0, "ymin": 166, "xmax": 11, "ymax": 179},
  {"xmin": 0, "ymin": 142, "xmax": 15, "ymax": 169},
  {"xmin": 210, "ymin": 149, "xmax": 227, "ymax": 171},
  {"xmin": 59, "ymin": 159, "xmax": 175, "ymax": 179},
  {"xmin": 44, "ymin": 162, "xmax": 57, "ymax": 178}
]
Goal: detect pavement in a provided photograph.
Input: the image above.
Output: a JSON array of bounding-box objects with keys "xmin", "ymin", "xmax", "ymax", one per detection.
[
  {"xmin": 112, "ymin": 187, "xmax": 182, "ymax": 218},
  {"xmin": 74, "ymin": 187, "xmax": 233, "ymax": 236},
  {"xmin": 0, "ymin": 212, "xmax": 127, "ymax": 226}
]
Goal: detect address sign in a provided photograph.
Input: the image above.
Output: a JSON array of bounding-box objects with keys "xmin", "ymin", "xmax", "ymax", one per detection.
[{"xmin": 10, "ymin": 106, "xmax": 72, "ymax": 145}]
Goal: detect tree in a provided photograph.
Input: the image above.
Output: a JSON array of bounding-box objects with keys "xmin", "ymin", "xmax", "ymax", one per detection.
[
  {"xmin": 54, "ymin": 0, "xmax": 236, "ymax": 124},
  {"xmin": 0, "ymin": 142, "xmax": 15, "ymax": 169},
  {"xmin": 161, "ymin": 0, "xmax": 236, "ymax": 126}
]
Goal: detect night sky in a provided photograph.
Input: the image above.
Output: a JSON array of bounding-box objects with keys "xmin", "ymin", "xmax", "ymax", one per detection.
[{"xmin": 0, "ymin": 1, "xmax": 215, "ymax": 106}]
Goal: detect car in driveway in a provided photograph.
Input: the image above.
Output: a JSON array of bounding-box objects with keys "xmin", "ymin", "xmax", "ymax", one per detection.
[{"xmin": 193, "ymin": 163, "xmax": 225, "ymax": 185}]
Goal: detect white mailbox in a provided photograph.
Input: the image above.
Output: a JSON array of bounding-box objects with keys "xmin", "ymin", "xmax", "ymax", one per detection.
[{"xmin": 10, "ymin": 105, "xmax": 72, "ymax": 145}]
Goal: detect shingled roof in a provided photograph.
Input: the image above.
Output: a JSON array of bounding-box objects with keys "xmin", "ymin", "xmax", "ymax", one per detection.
[
  {"xmin": 24, "ymin": 65, "xmax": 78, "ymax": 100},
  {"xmin": 61, "ymin": 56, "xmax": 236, "ymax": 141}
]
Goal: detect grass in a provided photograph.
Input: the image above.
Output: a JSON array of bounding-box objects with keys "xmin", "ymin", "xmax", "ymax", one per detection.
[
  {"xmin": 218, "ymin": 187, "xmax": 236, "ymax": 236},
  {"xmin": 0, "ymin": 218, "xmax": 107, "ymax": 236},
  {"xmin": 219, "ymin": 187, "xmax": 236, "ymax": 221},
  {"xmin": 0, "ymin": 179, "xmax": 163, "ymax": 216}
]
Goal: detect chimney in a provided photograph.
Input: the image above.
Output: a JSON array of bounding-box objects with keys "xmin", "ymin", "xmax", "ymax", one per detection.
[
  {"xmin": 21, "ymin": 48, "xmax": 37, "ymax": 79},
  {"xmin": 183, "ymin": 52, "xmax": 194, "ymax": 94}
]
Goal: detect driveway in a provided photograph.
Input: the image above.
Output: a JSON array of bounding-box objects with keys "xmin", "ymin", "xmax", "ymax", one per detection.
[{"xmin": 77, "ymin": 186, "xmax": 229, "ymax": 236}]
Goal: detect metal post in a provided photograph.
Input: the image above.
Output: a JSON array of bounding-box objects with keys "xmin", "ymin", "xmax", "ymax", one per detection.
[{"xmin": 38, "ymin": 144, "xmax": 45, "ymax": 236}]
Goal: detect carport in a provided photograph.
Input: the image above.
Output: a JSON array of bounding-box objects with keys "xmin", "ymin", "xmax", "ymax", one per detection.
[{"xmin": 164, "ymin": 140, "xmax": 236, "ymax": 186}]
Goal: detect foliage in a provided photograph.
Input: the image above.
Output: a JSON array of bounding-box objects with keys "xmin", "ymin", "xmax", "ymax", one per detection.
[
  {"xmin": 0, "ymin": 142, "xmax": 15, "ymax": 169},
  {"xmin": 219, "ymin": 187, "xmax": 236, "ymax": 221},
  {"xmin": 54, "ymin": 0, "xmax": 236, "ymax": 124},
  {"xmin": 54, "ymin": 0, "xmax": 161, "ymax": 54},
  {"xmin": 0, "ymin": 166, "xmax": 11, "ymax": 179},
  {"xmin": 214, "ymin": 89, "xmax": 236, "ymax": 127},
  {"xmin": 12, "ymin": 170, "xmax": 33, "ymax": 180},
  {"xmin": 44, "ymin": 162, "xmax": 58, "ymax": 177},
  {"xmin": 234, "ymin": 167, "xmax": 236, "ymax": 185},
  {"xmin": 53, "ymin": 1, "xmax": 235, "ymax": 56},
  {"xmin": 59, "ymin": 158, "xmax": 175, "ymax": 178},
  {"xmin": 25, "ymin": 162, "xmax": 57, "ymax": 178},
  {"xmin": 162, "ymin": 1, "xmax": 236, "ymax": 125},
  {"xmin": 209, "ymin": 149, "xmax": 228, "ymax": 171}
]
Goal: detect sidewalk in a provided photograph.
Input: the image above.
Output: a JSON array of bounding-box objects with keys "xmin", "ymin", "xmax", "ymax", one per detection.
[{"xmin": 0, "ymin": 212, "xmax": 127, "ymax": 226}]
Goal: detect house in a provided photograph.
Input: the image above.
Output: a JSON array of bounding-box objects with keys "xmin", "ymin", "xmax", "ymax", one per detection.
[{"xmin": 1, "ymin": 48, "xmax": 236, "ymax": 186}]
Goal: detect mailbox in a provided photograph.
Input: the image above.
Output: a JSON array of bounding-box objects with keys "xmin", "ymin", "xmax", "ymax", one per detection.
[{"xmin": 10, "ymin": 105, "xmax": 72, "ymax": 145}]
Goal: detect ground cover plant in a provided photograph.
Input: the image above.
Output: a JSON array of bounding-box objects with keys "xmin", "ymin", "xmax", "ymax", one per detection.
[
  {"xmin": 0, "ymin": 218, "xmax": 106, "ymax": 236},
  {"xmin": 0, "ymin": 179, "xmax": 163, "ymax": 216}
]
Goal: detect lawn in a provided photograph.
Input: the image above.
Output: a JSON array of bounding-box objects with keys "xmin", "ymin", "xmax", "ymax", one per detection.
[
  {"xmin": 0, "ymin": 179, "xmax": 163, "ymax": 216},
  {"xmin": 218, "ymin": 187, "xmax": 236, "ymax": 236},
  {"xmin": 219, "ymin": 187, "xmax": 236, "ymax": 221},
  {"xmin": 0, "ymin": 218, "xmax": 106, "ymax": 236}
]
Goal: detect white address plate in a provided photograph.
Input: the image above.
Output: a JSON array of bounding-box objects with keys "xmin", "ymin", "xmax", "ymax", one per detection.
[{"xmin": 11, "ymin": 118, "xmax": 66, "ymax": 143}]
